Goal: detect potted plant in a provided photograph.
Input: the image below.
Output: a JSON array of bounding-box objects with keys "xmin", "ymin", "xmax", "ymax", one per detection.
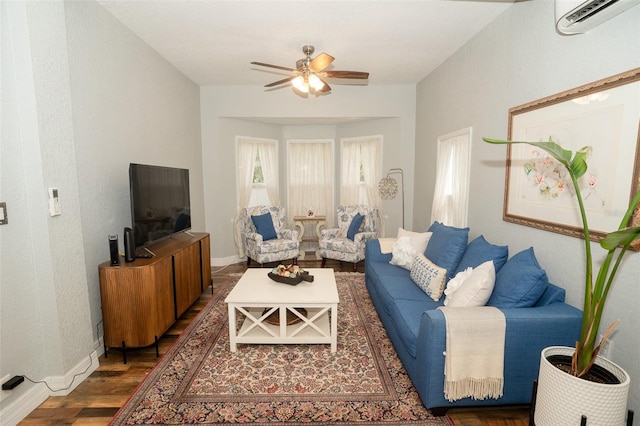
[{"xmin": 483, "ymin": 136, "xmax": 640, "ymax": 425}]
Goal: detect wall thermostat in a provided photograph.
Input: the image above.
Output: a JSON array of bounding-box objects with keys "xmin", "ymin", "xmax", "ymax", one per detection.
[{"xmin": 48, "ymin": 188, "xmax": 61, "ymax": 216}]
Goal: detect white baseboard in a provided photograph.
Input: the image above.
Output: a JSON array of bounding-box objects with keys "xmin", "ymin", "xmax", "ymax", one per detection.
[
  {"xmin": 211, "ymin": 255, "xmax": 241, "ymax": 267},
  {"xmin": 0, "ymin": 350, "xmax": 100, "ymax": 425},
  {"xmin": 0, "ymin": 381, "xmax": 49, "ymax": 426},
  {"xmin": 48, "ymin": 349, "xmax": 100, "ymax": 396}
]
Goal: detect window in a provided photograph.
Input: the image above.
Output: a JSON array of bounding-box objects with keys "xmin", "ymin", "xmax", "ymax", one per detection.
[
  {"xmin": 431, "ymin": 128, "xmax": 472, "ymax": 227},
  {"xmin": 287, "ymin": 139, "xmax": 334, "ymax": 226},
  {"xmin": 340, "ymin": 136, "xmax": 382, "ymax": 206},
  {"xmin": 236, "ymin": 137, "xmax": 279, "ymax": 208}
]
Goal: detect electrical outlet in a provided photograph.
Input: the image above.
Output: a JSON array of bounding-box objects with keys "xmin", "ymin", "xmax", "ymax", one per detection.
[
  {"xmin": 0, "ymin": 374, "xmax": 11, "ymax": 402},
  {"xmin": 599, "ymin": 334, "xmax": 614, "ymax": 359}
]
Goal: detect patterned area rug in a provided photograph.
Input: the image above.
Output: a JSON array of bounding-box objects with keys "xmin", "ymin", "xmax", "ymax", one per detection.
[{"xmin": 111, "ymin": 272, "xmax": 453, "ymax": 425}]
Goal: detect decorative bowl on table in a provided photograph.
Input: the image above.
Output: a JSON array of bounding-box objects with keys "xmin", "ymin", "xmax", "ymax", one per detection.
[{"xmin": 268, "ymin": 264, "xmax": 314, "ymax": 285}]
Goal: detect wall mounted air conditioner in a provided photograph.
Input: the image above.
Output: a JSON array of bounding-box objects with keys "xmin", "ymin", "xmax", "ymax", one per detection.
[{"xmin": 555, "ymin": 0, "xmax": 640, "ymax": 34}]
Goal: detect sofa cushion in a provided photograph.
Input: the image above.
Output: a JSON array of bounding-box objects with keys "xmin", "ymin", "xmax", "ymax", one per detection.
[
  {"xmin": 410, "ymin": 253, "xmax": 447, "ymax": 301},
  {"xmin": 444, "ymin": 260, "xmax": 496, "ymax": 307},
  {"xmin": 455, "ymin": 235, "xmax": 508, "ymax": 274},
  {"xmin": 424, "ymin": 222, "xmax": 469, "ymax": 280},
  {"xmin": 251, "ymin": 212, "xmax": 277, "ymax": 241},
  {"xmin": 487, "ymin": 247, "xmax": 549, "ymax": 308},
  {"xmin": 390, "ymin": 298, "xmax": 440, "ymax": 358},
  {"xmin": 367, "ymin": 264, "xmax": 428, "ymax": 316}
]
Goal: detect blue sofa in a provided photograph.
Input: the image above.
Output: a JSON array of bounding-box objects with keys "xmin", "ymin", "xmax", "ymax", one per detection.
[{"xmin": 364, "ymin": 226, "xmax": 583, "ymax": 415}]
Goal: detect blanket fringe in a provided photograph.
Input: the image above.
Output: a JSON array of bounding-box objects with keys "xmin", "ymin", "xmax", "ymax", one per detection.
[{"xmin": 444, "ymin": 377, "xmax": 504, "ymax": 402}]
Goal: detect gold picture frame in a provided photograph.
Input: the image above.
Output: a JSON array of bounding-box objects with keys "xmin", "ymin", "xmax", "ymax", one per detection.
[{"xmin": 504, "ymin": 68, "xmax": 640, "ymax": 250}]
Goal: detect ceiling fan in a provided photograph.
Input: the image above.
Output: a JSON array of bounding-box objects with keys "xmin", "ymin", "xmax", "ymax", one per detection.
[{"xmin": 250, "ymin": 45, "xmax": 369, "ymax": 94}]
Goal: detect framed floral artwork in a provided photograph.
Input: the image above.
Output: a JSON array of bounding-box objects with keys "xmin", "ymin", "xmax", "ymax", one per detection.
[{"xmin": 503, "ymin": 68, "xmax": 640, "ymax": 249}]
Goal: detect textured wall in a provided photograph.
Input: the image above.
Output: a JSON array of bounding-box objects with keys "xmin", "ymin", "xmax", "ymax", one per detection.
[
  {"xmin": 1, "ymin": 1, "xmax": 203, "ymax": 418},
  {"xmin": 63, "ymin": 0, "xmax": 203, "ymax": 340},
  {"xmin": 415, "ymin": 0, "xmax": 640, "ymax": 413}
]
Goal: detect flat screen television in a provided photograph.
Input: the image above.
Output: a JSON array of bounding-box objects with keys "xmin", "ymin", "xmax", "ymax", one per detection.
[{"xmin": 129, "ymin": 163, "xmax": 191, "ymax": 249}]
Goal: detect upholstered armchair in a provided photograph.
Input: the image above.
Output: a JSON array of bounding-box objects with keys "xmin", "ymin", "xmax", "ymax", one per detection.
[
  {"xmin": 319, "ymin": 205, "xmax": 380, "ymax": 271},
  {"xmin": 239, "ymin": 205, "xmax": 300, "ymax": 267}
]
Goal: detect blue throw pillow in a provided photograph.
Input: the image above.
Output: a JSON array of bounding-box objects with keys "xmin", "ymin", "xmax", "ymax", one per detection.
[
  {"xmin": 487, "ymin": 247, "xmax": 549, "ymax": 309},
  {"xmin": 347, "ymin": 213, "xmax": 365, "ymax": 241},
  {"xmin": 424, "ymin": 222, "xmax": 469, "ymax": 280},
  {"xmin": 251, "ymin": 212, "xmax": 277, "ymax": 241},
  {"xmin": 455, "ymin": 235, "xmax": 509, "ymax": 274}
]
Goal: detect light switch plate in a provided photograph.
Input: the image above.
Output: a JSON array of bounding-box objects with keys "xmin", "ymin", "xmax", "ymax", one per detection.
[
  {"xmin": 48, "ymin": 188, "xmax": 61, "ymax": 216},
  {"xmin": 0, "ymin": 202, "xmax": 7, "ymax": 225}
]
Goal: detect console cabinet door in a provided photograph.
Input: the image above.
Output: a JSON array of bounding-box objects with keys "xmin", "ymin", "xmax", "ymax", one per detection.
[
  {"xmin": 99, "ymin": 256, "xmax": 174, "ymax": 348},
  {"xmin": 173, "ymin": 243, "xmax": 201, "ymax": 317}
]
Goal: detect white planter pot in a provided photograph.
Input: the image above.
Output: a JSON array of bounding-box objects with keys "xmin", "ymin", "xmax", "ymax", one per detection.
[{"xmin": 534, "ymin": 346, "xmax": 630, "ymax": 426}]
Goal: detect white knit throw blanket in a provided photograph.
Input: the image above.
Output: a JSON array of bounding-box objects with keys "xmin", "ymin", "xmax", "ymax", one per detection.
[{"xmin": 437, "ymin": 306, "xmax": 506, "ymax": 401}]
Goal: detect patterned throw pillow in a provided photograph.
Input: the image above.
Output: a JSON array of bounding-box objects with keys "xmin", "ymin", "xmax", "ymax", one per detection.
[{"xmin": 410, "ymin": 253, "xmax": 447, "ymax": 301}]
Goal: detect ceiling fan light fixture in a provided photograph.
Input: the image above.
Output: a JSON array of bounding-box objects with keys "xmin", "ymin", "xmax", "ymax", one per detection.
[
  {"xmin": 292, "ymin": 75, "xmax": 309, "ymax": 93},
  {"xmin": 308, "ymin": 74, "xmax": 325, "ymax": 91},
  {"xmin": 252, "ymin": 45, "xmax": 368, "ymax": 95}
]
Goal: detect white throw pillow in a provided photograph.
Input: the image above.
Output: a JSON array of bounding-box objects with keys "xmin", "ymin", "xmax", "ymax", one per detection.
[
  {"xmin": 444, "ymin": 260, "xmax": 496, "ymax": 307},
  {"xmin": 390, "ymin": 236, "xmax": 416, "ymax": 270},
  {"xmin": 397, "ymin": 228, "xmax": 432, "ymax": 254},
  {"xmin": 410, "ymin": 253, "xmax": 448, "ymax": 301}
]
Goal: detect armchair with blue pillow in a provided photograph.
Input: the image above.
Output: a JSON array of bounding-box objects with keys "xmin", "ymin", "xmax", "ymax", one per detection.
[
  {"xmin": 239, "ymin": 205, "xmax": 300, "ymax": 267},
  {"xmin": 319, "ymin": 205, "xmax": 380, "ymax": 271}
]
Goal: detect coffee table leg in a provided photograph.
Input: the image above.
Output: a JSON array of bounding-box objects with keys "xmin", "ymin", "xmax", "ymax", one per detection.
[
  {"xmin": 228, "ymin": 303, "xmax": 237, "ymax": 352},
  {"xmin": 331, "ymin": 304, "xmax": 338, "ymax": 352}
]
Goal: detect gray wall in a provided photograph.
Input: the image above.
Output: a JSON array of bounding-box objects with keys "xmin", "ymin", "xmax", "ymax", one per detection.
[
  {"xmin": 1, "ymin": 1, "xmax": 203, "ymax": 420},
  {"xmin": 414, "ymin": 0, "xmax": 640, "ymax": 413}
]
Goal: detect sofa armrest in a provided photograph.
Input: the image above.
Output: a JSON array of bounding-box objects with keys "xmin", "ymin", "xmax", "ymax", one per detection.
[
  {"xmin": 414, "ymin": 302, "xmax": 582, "ymax": 409},
  {"xmin": 320, "ymin": 228, "xmax": 340, "ymax": 240},
  {"xmin": 354, "ymin": 231, "xmax": 377, "ymax": 243},
  {"xmin": 365, "ymin": 239, "xmax": 393, "ymax": 263},
  {"xmin": 245, "ymin": 231, "xmax": 264, "ymax": 244},
  {"xmin": 278, "ymin": 228, "xmax": 299, "ymax": 241}
]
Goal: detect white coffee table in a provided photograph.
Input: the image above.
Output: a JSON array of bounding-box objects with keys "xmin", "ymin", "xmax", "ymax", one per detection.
[{"xmin": 225, "ymin": 268, "xmax": 339, "ymax": 352}]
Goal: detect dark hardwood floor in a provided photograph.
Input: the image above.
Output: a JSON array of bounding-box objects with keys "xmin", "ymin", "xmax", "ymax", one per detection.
[{"xmin": 20, "ymin": 258, "xmax": 529, "ymax": 425}]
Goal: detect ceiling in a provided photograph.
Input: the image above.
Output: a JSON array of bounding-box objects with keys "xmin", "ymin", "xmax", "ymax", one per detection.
[{"xmin": 97, "ymin": 0, "xmax": 516, "ymax": 88}]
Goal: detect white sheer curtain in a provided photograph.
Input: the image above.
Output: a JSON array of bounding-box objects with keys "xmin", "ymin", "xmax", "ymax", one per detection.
[
  {"xmin": 340, "ymin": 136, "xmax": 382, "ymax": 206},
  {"xmin": 430, "ymin": 128, "xmax": 472, "ymax": 228},
  {"xmin": 287, "ymin": 139, "xmax": 334, "ymax": 227},
  {"xmin": 256, "ymin": 143, "xmax": 280, "ymax": 206},
  {"xmin": 235, "ymin": 137, "xmax": 279, "ymax": 256}
]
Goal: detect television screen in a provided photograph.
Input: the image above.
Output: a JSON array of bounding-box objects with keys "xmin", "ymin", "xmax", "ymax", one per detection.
[{"xmin": 129, "ymin": 163, "xmax": 191, "ymax": 249}]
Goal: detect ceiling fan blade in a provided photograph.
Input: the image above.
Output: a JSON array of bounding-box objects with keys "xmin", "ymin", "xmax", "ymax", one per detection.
[
  {"xmin": 265, "ymin": 76, "xmax": 297, "ymax": 88},
  {"xmin": 250, "ymin": 61, "xmax": 297, "ymax": 73},
  {"xmin": 323, "ymin": 70, "xmax": 369, "ymax": 79},
  {"xmin": 309, "ymin": 53, "xmax": 334, "ymax": 72},
  {"xmin": 318, "ymin": 78, "xmax": 331, "ymax": 93}
]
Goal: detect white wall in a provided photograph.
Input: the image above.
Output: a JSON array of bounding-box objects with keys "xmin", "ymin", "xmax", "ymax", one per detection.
[
  {"xmin": 0, "ymin": 1, "xmax": 203, "ymax": 423},
  {"xmin": 200, "ymin": 85, "xmax": 416, "ymax": 261},
  {"xmin": 415, "ymin": 0, "xmax": 640, "ymax": 413}
]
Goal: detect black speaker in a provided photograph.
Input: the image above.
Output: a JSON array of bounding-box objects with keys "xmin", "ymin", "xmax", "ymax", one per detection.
[
  {"xmin": 109, "ymin": 234, "xmax": 120, "ymax": 266},
  {"xmin": 124, "ymin": 227, "xmax": 135, "ymax": 262}
]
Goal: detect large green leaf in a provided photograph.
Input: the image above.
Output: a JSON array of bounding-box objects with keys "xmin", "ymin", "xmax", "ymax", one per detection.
[
  {"xmin": 601, "ymin": 226, "xmax": 640, "ymax": 250},
  {"xmin": 482, "ymin": 137, "xmax": 589, "ymax": 178}
]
